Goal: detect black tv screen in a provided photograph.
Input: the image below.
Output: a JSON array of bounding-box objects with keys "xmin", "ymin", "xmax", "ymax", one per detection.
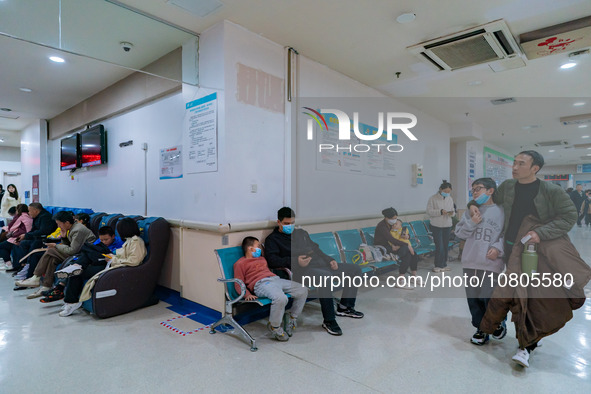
[
  {"xmin": 60, "ymin": 134, "xmax": 79, "ymax": 171},
  {"xmin": 80, "ymin": 125, "xmax": 107, "ymax": 167}
]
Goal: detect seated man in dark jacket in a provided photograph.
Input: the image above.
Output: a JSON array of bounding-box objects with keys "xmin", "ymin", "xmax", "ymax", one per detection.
[
  {"xmin": 265, "ymin": 207, "xmax": 364, "ymax": 336},
  {"xmin": 9, "ymin": 202, "xmax": 57, "ymax": 274}
]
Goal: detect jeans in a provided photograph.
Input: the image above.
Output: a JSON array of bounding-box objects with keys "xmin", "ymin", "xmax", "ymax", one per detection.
[
  {"xmin": 0, "ymin": 241, "xmax": 14, "ymax": 262},
  {"xmin": 464, "ymin": 268, "xmax": 498, "ymax": 328},
  {"xmin": 431, "ymin": 226, "xmax": 451, "ymax": 268},
  {"xmin": 299, "ymin": 263, "xmax": 362, "ymax": 323},
  {"xmin": 253, "ymin": 277, "xmax": 308, "ymax": 327},
  {"xmin": 12, "ymin": 239, "xmax": 43, "ymax": 271}
]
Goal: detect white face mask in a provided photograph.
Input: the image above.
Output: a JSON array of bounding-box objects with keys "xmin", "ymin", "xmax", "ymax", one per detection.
[{"xmin": 387, "ymin": 219, "xmax": 397, "ymax": 225}]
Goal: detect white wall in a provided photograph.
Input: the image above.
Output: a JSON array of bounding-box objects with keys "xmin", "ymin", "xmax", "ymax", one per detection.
[
  {"xmin": 222, "ymin": 22, "xmax": 286, "ymax": 222},
  {"xmin": 48, "ymin": 93, "xmax": 185, "ymax": 216},
  {"xmin": 294, "ymin": 56, "xmax": 451, "ymax": 219},
  {"xmin": 19, "ymin": 121, "xmax": 43, "ymax": 202},
  {"xmin": 0, "ymin": 146, "xmax": 21, "ymax": 194}
]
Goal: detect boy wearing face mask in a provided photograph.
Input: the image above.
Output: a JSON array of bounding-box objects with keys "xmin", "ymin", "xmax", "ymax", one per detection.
[
  {"xmin": 233, "ymin": 236, "xmax": 308, "ymax": 342},
  {"xmin": 454, "ymin": 178, "xmax": 506, "ymax": 346}
]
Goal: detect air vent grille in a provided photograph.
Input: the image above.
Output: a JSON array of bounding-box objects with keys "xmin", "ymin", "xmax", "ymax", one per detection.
[
  {"xmin": 428, "ymin": 35, "xmax": 500, "ymax": 69},
  {"xmin": 407, "ymin": 19, "xmax": 522, "ymax": 71},
  {"xmin": 534, "ymin": 140, "xmax": 568, "ymax": 147}
]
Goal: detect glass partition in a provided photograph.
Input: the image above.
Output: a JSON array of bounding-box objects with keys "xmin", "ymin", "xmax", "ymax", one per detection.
[{"xmin": 0, "ymin": 0, "xmax": 198, "ymax": 85}]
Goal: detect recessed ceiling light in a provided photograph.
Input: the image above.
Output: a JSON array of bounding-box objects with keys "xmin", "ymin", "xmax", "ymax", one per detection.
[
  {"xmin": 573, "ymin": 102, "xmax": 586, "ymax": 106},
  {"xmin": 0, "ymin": 107, "xmax": 12, "ymax": 112},
  {"xmin": 582, "ymin": 135, "xmax": 590, "ymax": 139},
  {"xmin": 579, "ymin": 125, "xmax": 588, "ymax": 128},
  {"xmin": 548, "ymin": 149, "xmax": 555, "ymax": 152},
  {"xmin": 19, "ymin": 87, "xmax": 32, "ymax": 92},
  {"xmin": 0, "ymin": 139, "xmax": 4, "ymax": 143},
  {"xmin": 560, "ymin": 62, "xmax": 577, "ymax": 69},
  {"xmin": 49, "ymin": 56, "xmax": 65, "ymax": 63},
  {"xmin": 396, "ymin": 13, "xmax": 416, "ymax": 24}
]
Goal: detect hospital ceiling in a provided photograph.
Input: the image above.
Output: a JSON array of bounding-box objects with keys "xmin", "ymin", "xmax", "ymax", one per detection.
[{"xmin": 1, "ymin": 0, "xmax": 590, "ymax": 166}]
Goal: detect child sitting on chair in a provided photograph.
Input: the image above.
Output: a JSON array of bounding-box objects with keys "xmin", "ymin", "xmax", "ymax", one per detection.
[{"xmin": 233, "ymin": 236, "xmax": 308, "ymax": 342}]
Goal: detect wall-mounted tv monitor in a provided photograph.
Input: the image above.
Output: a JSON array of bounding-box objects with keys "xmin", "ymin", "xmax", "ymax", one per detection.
[
  {"xmin": 60, "ymin": 134, "xmax": 80, "ymax": 171},
  {"xmin": 80, "ymin": 124, "xmax": 107, "ymax": 168}
]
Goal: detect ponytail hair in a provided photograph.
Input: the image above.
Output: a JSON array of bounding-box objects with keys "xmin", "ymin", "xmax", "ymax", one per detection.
[{"xmin": 439, "ymin": 180, "xmax": 452, "ymax": 190}]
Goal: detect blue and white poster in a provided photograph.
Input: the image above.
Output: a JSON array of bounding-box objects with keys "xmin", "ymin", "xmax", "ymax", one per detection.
[{"xmin": 185, "ymin": 93, "xmax": 218, "ymax": 173}]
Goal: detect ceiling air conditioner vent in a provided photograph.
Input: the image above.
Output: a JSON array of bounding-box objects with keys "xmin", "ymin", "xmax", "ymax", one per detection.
[
  {"xmin": 560, "ymin": 113, "xmax": 591, "ymax": 126},
  {"xmin": 408, "ymin": 19, "xmax": 522, "ymax": 71},
  {"xmin": 534, "ymin": 140, "xmax": 568, "ymax": 147}
]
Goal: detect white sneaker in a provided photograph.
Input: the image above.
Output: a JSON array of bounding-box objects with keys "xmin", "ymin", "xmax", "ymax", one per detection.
[
  {"xmin": 59, "ymin": 302, "xmax": 82, "ymax": 317},
  {"xmin": 395, "ymin": 282, "xmax": 415, "ymax": 290},
  {"xmin": 17, "ymin": 275, "xmax": 41, "ymax": 288},
  {"xmin": 432, "ymin": 267, "xmax": 442, "ymax": 273},
  {"xmin": 0, "ymin": 262, "xmax": 7, "ymax": 270},
  {"xmin": 14, "ymin": 264, "xmax": 29, "ymax": 281},
  {"xmin": 512, "ymin": 348, "xmax": 530, "ymax": 368},
  {"xmin": 55, "ymin": 263, "xmax": 83, "ymax": 279},
  {"xmin": 27, "ymin": 286, "xmax": 51, "ymax": 299},
  {"xmin": 440, "ymin": 266, "xmax": 451, "ymax": 272}
]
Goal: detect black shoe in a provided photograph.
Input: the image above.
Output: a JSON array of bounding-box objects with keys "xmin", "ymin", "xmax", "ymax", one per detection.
[
  {"xmin": 13, "ymin": 286, "xmax": 26, "ymax": 291},
  {"xmin": 5, "ymin": 267, "xmax": 18, "ymax": 272},
  {"xmin": 322, "ymin": 320, "xmax": 342, "ymax": 336},
  {"xmin": 41, "ymin": 287, "xmax": 55, "ymax": 297},
  {"xmin": 336, "ymin": 306, "xmax": 364, "ymax": 319},
  {"xmin": 492, "ymin": 321, "xmax": 507, "ymax": 340},
  {"xmin": 470, "ymin": 330, "xmax": 489, "ymax": 345}
]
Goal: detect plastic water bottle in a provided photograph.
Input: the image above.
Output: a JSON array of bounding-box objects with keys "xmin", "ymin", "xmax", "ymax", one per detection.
[{"xmin": 521, "ymin": 244, "xmax": 538, "ymax": 277}]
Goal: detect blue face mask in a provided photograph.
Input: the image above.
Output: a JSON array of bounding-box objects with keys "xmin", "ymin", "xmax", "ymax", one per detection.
[
  {"xmin": 282, "ymin": 224, "xmax": 294, "ymax": 235},
  {"xmin": 252, "ymin": 247, "xmax": 262, "ymax": 258},
  {"xmin": 440, "ymin": 192, "xmax": 450, "ymax": 198},
  {"xmin": 475, "ymin": 193, "xmax": 490, "ymax": 205}
]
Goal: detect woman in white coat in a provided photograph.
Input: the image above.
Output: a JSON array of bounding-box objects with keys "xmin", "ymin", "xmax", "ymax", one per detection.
[
  {"xmin": 0, "ymin": 184, "xmax": 21, "ymax": 222},
  {"xmin": 426, "ymin": 180, "xmax": 455, "ymax": 272}
]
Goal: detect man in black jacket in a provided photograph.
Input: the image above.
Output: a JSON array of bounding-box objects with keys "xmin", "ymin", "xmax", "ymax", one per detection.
[
  {"xmin": 9, "ymin": 202, "xmax": 57, "ymax": 273},
  {"xmin": 265, "ymin": 207, "xmax": 364, "ymax": 336},
  {"xmin": 570, "ymin": 184, "xmax": 585, "ymax": 226}
]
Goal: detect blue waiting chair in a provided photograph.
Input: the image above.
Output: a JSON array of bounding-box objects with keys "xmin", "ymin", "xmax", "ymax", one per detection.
[
  {"xmin": 209, "ymin": 246, "xmax": 292, "ymax": 352},
  {"xmin": 334, "ymin": 229, "xmax": 375, "ymax": 274}
]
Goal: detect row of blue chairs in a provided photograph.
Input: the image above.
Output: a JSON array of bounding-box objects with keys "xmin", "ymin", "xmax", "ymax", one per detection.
[
  {"xmin": 213, "ymin": 221, "xmax": 459, "ymax": 350},
  {"xmin": 44, "ymin": 206, "xmax": 94, "ymax": 215}
]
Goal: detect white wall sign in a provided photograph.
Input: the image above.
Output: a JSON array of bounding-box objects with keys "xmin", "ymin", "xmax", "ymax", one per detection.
[{"xmin": 160, "ymin": 145, "xmax": 183, "ymax": 180}]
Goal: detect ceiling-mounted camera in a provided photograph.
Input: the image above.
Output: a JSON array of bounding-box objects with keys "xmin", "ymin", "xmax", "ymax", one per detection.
[{"xmin": 120, "ymin": 42, "xmax": 134, "ymax": 52}]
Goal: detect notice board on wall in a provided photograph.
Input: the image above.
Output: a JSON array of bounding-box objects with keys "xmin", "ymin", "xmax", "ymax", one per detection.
[{"xmin": 484, "ymin": 147, "xmax": 513, "ymax": 185}]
